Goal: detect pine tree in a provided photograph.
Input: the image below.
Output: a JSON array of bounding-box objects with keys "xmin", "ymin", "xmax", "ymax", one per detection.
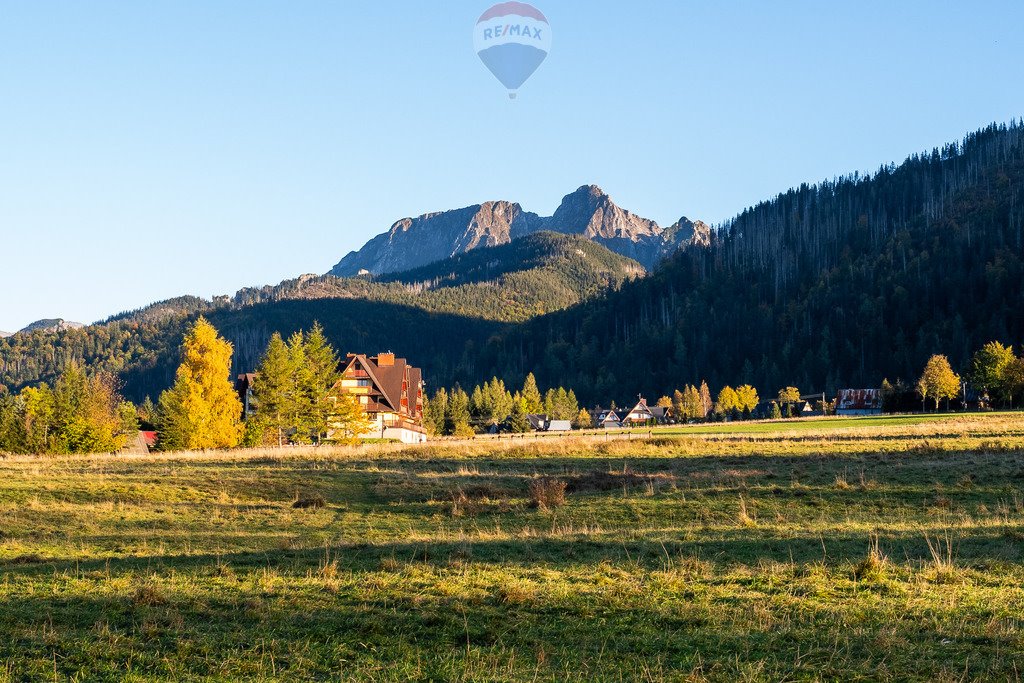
[
  {"xmin": 543, "ymin": 388, "xmax": 557, "ymax": 417},
  {"xmin": 508, "ymin": 397, "xmax": 531, "ymax": 433},
  {"xmin": 157, "ymin": 317, "xmax": 242, "ymax": 450},
  {"xmin": 574, "ymin": 408, "xmax": 593, "ymax": 429},
  {"xmin": 302, "ymin": 322, "xmax": 341, "ymax": 444},
  {"xmin": 671, "ymin": 389, "xmax": 685, "ymax": 421},
  {"xmin": 521, "ymin": 373, "xmax": 544, "ymax": 414},
  {"xmin": 286, "ymin": 332, "xmax": 313, "ymax": 444},
  {"xmin": 423, "ymin": 388, "xmax": 448, "ymax": 436},
  {"xmin": 252, "ymin": 333, "xmax": 293, "ymax": 446},
  {"xmin": 563, "ymin": 389, "xmax": 579, "ymax": 421},
  {"xmin": 487, "ymin": 378, "xmax": 513, "ymax": 426},
  {"xmin": 769, "ymin": 401, "xmax": 783, "ymax": 420},
  {"xmin": 446, "ymin": 386, "xmax": 473, "ymax": 437}
]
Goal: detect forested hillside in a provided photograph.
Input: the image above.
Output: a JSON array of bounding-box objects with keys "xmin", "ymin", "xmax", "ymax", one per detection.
[
  {"xmin": 458, "ymin": 121, "xmax": 1024, "ymax": 402},
  {"xmin": 0, "ymin": 233, "xmax": 640, "ymax": 401},
  {"xmin": 3, "ymin": 122, "xmax": 1021, "ymax": 406}
]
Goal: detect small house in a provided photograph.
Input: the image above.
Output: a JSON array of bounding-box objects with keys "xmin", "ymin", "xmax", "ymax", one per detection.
[
  {"xmin": 590, "ymin": 408, "xmax": 622, "ymax": 429},
  {"xmin": 622, "ymin": 398, "xmax": 656, "ymax": 426},
  {"xmin": 546, "ymin": 420, "xmax": 573, "ymax": 433}
]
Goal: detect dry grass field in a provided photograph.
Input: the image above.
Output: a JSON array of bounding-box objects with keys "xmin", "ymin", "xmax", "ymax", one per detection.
[{"xmin": 1, "ymin": 413, "xmax": 1023, "ymax": 681}]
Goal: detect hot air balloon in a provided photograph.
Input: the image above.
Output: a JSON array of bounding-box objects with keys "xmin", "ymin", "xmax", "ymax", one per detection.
[{"xmin": 473, "ymin": 2, "xmax": 551, "ymax": 99}]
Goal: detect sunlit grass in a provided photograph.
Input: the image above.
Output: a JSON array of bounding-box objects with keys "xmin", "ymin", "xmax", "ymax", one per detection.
[{"xmin": 0, "ymin": 412, "xmax": 1022, "ymax": 680}]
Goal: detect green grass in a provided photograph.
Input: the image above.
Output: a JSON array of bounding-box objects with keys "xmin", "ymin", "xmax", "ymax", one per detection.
[
  {"xmin": 1, "ymin": 413, "xmax": 1024, "ymax": 681},
  {"xmin": 642, "ymin": 411, "xmax": 1021, "ymax": 435}
]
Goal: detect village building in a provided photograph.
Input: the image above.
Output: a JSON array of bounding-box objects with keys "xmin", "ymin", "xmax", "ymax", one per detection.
[
  {"xmin": 836, "ymin": 389, "xmax": 883, "ymax": 416},
  {"xmin": 546, "ymin": 420, "xmax": 573, "ymax": 432},
  {"xmin": 590, "ymin": 408, "xmax": 622, "ymax": 429},
  {"xmin": 333, "ymin": 353, "xmax": 427, "ymax": 444},
  {"xmin": 622, "ymin": 397, "xmax": 657, "ymax": 426},
  {"xmin": 649, "ymin": 405, "xmax": 672, "ymax": 424},
  {"xmin": 235, "ymin": 373, "xmax": 258, "ymax": 418}
]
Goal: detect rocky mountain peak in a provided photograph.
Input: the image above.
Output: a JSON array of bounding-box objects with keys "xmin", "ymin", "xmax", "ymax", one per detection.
[{"xmin": 330, "ymin": 186, "xmax": 708, "ymax": 277}]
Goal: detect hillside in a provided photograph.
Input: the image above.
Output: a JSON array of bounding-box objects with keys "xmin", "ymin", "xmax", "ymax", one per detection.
[
  {"xmin": 459, "ymin": 121, "xmax": 1024, "ymax": 402},
  {"xmin": 4, "ymin": 122, "xmax": 1022, "ymax": 406},
  {"xmin": 0, "ymin": 233, "xmax": 643, "ymax": 401},
  {"xmin": 330, "ymin": 185, "xmax": 710, "ymax": 275}
]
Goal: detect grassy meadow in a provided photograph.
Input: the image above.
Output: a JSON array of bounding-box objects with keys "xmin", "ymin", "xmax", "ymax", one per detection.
[{"xmin": 1, "ymin": 413, "xmax": 1024, "ymax": 681}]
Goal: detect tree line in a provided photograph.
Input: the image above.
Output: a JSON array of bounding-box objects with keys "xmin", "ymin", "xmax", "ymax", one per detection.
[{"xmin": 423, "ymin": 373, "xmax": 585, "ymax": 436}]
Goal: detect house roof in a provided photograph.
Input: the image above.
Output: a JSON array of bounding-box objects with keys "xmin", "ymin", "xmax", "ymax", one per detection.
[
  {"xmin": 342, "ymin": 355, "xmax": 396, "ymax": 411},
  {"xmin": 341, "ymin": 353, "xmax": 421, "ymax": 418}
]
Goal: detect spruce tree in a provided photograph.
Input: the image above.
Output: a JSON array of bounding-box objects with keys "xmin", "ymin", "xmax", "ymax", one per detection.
[
  {"xmin": 508, "ymin": 397, "xmax": 531, "ymax": 433},
  {"xmin": 302, "ymin": 322, "xmax": 341, "ymax": 444},
  {"xmin": 521, "ymin": 373, "xmax": 544, "ymax": 414},
  {"xmin": 424, "ymin": 388, "xmax": 448, "ymax": 436},
  {"xmin": 252, "ymin": 333, "xmax": 293, "ymax": 447},
  {"xmin": 446, "ymin": 386, "xmax": 473, "ymax": 437},
  {"xmin": 287, "ymin": 332, "xmax": 313, "ymax": 444}
]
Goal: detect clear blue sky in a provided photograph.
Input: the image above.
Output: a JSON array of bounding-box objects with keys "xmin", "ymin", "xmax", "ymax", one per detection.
[{"xmin": 1, "ymin": 1, "xmax": 1022, "ymax": 331}]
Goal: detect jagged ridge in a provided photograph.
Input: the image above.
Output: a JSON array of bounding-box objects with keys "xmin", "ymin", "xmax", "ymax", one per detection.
[{"xmin": 330, "ymin": 185, "xmax": 709, "ymax": 276}]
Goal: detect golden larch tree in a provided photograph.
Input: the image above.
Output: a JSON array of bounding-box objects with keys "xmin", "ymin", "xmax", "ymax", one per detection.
[{"xmin": 158, "ymin": 317, "xmax": 243, "ymax": 450}]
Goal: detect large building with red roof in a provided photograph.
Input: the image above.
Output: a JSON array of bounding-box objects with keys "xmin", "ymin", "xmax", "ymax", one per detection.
[{"xmin": 333, "ymin": 353, "xmax": 426, "ymax": 444}]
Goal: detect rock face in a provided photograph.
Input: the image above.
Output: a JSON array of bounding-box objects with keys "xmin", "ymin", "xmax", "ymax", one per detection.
[
  {"xmin": 18, "ymin": 319, "xmax": 85, "ymax": 334},
  {"xmin": 331, "ymin": 202, "xmax": 544, "ymax": 277},
  {"xmin": 0, "ymin": 331, "xmax": 10, "ymax": 339},
  {"xmin": 330, "ymin": 186, "xmax": 708, "ymax": 276}
]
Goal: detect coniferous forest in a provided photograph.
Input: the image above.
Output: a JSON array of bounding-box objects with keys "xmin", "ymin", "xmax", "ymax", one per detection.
[
  {"xmin": 462, "ymin": 122, "xmax": 1024, "ymax": 400},
  {"xmin": 1, "ymin": 121, "xmax": 1022, "ymax": 405}
]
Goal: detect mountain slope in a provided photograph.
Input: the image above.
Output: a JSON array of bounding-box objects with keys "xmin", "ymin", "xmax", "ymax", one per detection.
[
  {"xmin": 18, "ymin": 319, "xmax": 84, "ymax": 335},
  {"xmin": 460, "ymin": 121, "xmax": 1024, "ymax": 403},
  {"xmin": 330, "ymin": 185, "xmax": 709, "ymax": 276},
  {"xmin": 0, "ymin": 233, "xmax": 643, "ymax": 401}
]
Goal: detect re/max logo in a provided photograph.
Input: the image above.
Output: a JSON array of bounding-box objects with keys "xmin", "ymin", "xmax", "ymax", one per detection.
[{"xmin": 481, "ymin": 24, "xmax": 544, "ymax": 41}]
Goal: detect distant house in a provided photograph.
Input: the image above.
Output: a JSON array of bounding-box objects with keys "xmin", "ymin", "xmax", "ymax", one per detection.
[
  {"xmin": 622, "ymin": 397, "xmax": 656, "ymax": 426},
  {"xmin": 333, "ymin": 353, "xmax": 427, "ymax": 444},
  {"xmin": 527, "ymin": 414, "xmax": 548, "ymax": 432},
  {"xmin": 547, "ymin": 420, "xmax": 573, "ymax": 432},
  {"xmin": 649, "ymin": 405, "xmax": 672, "ymax": 424},
  {"xmin": 590, "ymin": 408, "xmax": 622, "ymax": 429},
  {"xmin": 122, "ymin": 430, "xmax": 157, "ymax": 455},
  {"xmin": 235, "ymin": 373, "xmax": 258, "ymax": 418},
  {"xmin": 837, "ymin": 389, "xmax": 882, "ymax": 416}
]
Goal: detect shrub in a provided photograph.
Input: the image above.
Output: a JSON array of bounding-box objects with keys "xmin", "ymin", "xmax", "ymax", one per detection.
[
  {"xmin": 293, "ymin": 494, "xmax": 327, "ymax": 509},
  {"xmin": 529, "ymin": 477, "xmax": 567, "ymax": 511}
]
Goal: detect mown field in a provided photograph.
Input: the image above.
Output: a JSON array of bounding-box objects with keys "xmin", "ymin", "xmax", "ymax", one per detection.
[{"xmin": 1, "ymin": 414, "xmax": 1024, "ymax": 681}]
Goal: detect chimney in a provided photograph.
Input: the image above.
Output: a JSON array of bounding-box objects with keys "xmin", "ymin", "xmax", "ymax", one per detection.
[{"xmin": 377, "ymin": 353, "xmax": 395, "ymax": 367}]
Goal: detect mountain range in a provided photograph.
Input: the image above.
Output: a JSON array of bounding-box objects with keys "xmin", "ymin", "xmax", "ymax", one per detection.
[
  {"xmin": 330, "ymin": 185, "xmax": 710, "ymax": 276},
  {"xmin": 1, "ymin": 120, "xmax": 1022, "ymax": 406}
]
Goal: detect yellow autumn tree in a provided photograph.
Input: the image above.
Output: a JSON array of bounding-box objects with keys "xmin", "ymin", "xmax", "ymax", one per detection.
[
  {"xmin": 917, "ymin": 354, "xmax": 961, "ymax": 411},
  {"xmin": 157, "ymin": 317, "xmax": 242, "ymax": 450}
]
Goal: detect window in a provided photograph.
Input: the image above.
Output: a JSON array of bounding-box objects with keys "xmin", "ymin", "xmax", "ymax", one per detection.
[{"xmin": 357, "ymin": 379, "xmax": 371, "ymax": 387}]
